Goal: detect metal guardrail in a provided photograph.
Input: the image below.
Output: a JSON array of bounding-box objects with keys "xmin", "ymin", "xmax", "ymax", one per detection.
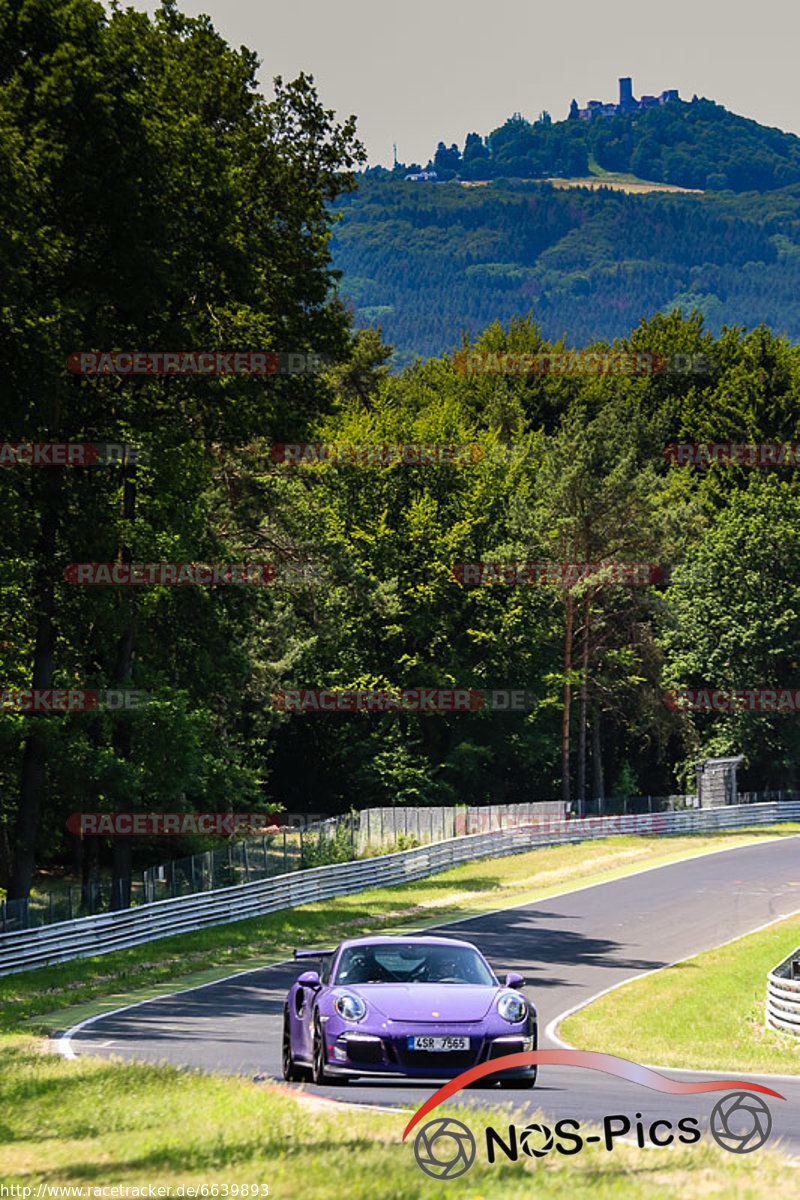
[
  {"xmin": 766, "ymin": 944, "xmax": 800, "ymax": 1037},
  {"xmin": 1, "ymin": 800, "xmax": 798, "ymax": 977},
  {"xmin": 10, "ymin": 792, "xmax": 793, "ymax": 936}
]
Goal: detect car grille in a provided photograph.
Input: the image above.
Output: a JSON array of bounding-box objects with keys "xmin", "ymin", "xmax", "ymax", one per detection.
[
  {"xmin": 487, "ymin": 1039, "xmax": 526, "ymax": 1060},
  {"xmin": 345, "ymin": 1038, "xmax": 385, "ymax": 1065},
  {"xmin": 401, "ymin": 1048, "xmax": 478, "ymax": 1070}
]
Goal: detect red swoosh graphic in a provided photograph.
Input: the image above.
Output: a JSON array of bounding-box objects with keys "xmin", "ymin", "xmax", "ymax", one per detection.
[{"xmin": 402, "ymin": 1050, "xmax": 785, "ymax": 1140}]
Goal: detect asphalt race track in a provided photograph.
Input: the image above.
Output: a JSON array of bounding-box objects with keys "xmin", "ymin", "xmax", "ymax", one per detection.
[{"xmin": 62, "ymin": 836, "xmax": 800, "ymax": 1156}]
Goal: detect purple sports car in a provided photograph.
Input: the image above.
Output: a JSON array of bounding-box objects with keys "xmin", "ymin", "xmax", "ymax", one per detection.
[{"xmin": 281, "ymin": 934, "xmax": 537, "ymax": 1087}]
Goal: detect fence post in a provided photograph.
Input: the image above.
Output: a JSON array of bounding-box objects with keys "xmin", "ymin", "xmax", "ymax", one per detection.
[
  {"xmin": 244, "ymin": 843, "xmax": 250, "ymax": 883},
  {"xmin": 263, "ymin": 836, "xmax": 268, "ymax": 874},
  {"xmin": 49, "ymin": 892, "xmax": 53, "ymax": 925},
  {"xmin": 283, "ymin": 830, "xmax": 288, "ymax": 873},
  {"xmin": 68, "ymin": 887, "xmax": 73, "ymax": 921},
  {"xmin": 191, "ymin": 857, "xmax": 196, "ymax": 893},
  {"xmin": 171, "ymin": 858, "xmax": 176, "ymax": 897}
]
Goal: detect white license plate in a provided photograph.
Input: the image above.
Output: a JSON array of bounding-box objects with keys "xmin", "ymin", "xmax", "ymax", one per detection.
[{"xmin": 408, "ymin": 1036, "xmax": 469, "ymax": 1051}]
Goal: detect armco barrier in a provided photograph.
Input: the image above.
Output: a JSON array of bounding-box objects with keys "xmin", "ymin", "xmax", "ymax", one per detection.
[
  {"xmin": 1, "ymin": 801, "xmax": 798, "ymax": 977},
  {"xmin": 766, "ymin": 945, "xmax": 800, "ymax": 1037}
]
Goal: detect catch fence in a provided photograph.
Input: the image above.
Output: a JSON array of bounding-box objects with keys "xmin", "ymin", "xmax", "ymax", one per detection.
[{"xmin": 1, "ymin": 800, "xmax": 798, "ymax": 976}]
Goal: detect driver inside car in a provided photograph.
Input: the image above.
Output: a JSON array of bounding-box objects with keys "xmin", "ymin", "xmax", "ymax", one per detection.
[
  {"xmin": 338, "ymin": 950, "xmax": 387, "ymax": 983},
  {"xmin": 426, "ymin": 951, "xmax": 467, "ymax": 982}
]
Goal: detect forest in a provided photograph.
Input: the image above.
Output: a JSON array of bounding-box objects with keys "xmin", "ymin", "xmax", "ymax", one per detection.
[
  {"xmin": 2, "ymin": 0, "xmax": 800, "ymax": 904},
  {"xmin": 331, "ymin": 177, "xmax": 800, "ymax": 368}
]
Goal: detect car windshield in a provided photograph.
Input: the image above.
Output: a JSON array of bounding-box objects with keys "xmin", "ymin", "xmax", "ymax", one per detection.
[{"xmin": 333, "ymin": 942, "xmax": 497, "ymax": 986}]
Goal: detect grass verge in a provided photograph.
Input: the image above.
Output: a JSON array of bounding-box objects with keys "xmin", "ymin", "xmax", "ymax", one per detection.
[
  {"xmin": 0, "ymin": 1032, "xmax": 795, "ymax": 1196},
  {"xmin": 560, "ymin": 910, "xmax": 800, "ymax": 1074}
]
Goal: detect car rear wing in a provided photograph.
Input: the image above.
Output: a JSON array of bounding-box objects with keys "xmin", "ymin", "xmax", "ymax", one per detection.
[{"xmin": 293, "ymin": 948, "xmax": 334, "ymax": 959}]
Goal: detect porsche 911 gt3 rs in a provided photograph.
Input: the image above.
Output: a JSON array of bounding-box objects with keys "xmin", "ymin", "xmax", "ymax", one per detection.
[{"xmin": 281, "ymin": 934, "xmax": 537, "ymax": 1087}]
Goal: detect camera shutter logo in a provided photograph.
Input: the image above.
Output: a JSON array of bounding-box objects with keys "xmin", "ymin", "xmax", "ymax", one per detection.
[
  {"xmin": 413, "ymin": 1117, "xmax": 476, "ymax": 1179},
  {"xmin": 709, "ymin": 1092, "xmax": 772, "ymax": 1153},
  {"xmin": 520, "ymin": 1122, "xmax": 554, "ymax": 1158}
]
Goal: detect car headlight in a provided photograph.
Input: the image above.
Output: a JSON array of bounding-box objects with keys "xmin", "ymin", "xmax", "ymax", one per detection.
[
  {"xmin": 334, "ymin": 992, "xmax": 367, "ymax": 1022},
  {"xmin": 498, "ymin": 992, "xmax": 528, "ymax": 1023}
]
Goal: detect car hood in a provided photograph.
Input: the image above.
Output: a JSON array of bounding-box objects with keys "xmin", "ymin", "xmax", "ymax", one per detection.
[{"xmin": 346, "ymin": 984, "xmax": 498, "ymax": 1022}]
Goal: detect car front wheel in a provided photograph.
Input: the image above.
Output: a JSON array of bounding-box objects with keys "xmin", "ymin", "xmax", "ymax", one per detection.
[
  {"xmin": 311, "ymin": 1013, "xmax": 333, "ymax": 1085},
  {"xmin": 282, "ymin": 1007, "xmax": 309, "ymax": 1082}
]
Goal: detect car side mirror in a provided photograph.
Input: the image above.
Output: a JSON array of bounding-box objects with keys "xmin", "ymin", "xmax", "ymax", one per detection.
[
  {"xmin": 297, "ymin": 970, "xmax": 321, "ymax": 988},
  {"xmin": 504, "ymin": 971, "xmax": 525, "ymax": 990}
]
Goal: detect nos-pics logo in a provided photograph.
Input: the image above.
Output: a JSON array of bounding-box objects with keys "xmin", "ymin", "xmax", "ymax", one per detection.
[{"xmin": 404, "ymin": 1051, "xmax": 782, "ymax": 1179}]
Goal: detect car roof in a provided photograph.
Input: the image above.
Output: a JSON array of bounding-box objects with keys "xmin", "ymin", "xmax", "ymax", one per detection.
[{"xmin": 335, "ymin": 934, "xmax": 481, "ymax": 952}]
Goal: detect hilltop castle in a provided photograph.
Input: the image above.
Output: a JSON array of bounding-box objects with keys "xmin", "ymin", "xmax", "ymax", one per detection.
[{"xmin": 570, "ymin": 77, "xmax": 680, "ymax": 121}]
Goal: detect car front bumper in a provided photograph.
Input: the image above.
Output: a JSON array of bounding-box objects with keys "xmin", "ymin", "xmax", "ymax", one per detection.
[{"xmin": 324, "ymin": 1020, "xmax": 537, "ymax": 1079}]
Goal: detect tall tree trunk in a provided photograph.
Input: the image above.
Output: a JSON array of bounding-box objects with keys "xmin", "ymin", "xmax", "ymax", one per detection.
[
  {"xmin": 81, "ymin": 833, "xmax": 100, "ymax": 913},
  {"xmin": 561, "ymin": 591, "xmax": 574, "ymax": 809},
  {"xmin": 591, "ymin": 705, "xmax": 605, "ymax": 810},
  {"xmin": 0, "ymin": 801, "xmax": 11, "ymax": 891},
  {"xmin": 110, "ymin": 456, "xmax": 137, "ymax": 910},
  {"xmin": 8, "ymin": 468, "xmax": 63, "ymax": 900},
  {"xmin": 576, "ymin": 593, "xmax": 590, "ymax": 814},
  {"xmin": 110, "ymin": 621, "xmax": 134, "ymax": 910}
]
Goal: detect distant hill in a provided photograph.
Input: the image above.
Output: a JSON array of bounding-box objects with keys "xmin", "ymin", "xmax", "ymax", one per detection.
[
  {"xmin": 372, "ymin": 99, "xmax": 800, "ymax": 195},
  {"xmin": 330, "ymin": 176, "xmax": 800, "ymax": 369}
]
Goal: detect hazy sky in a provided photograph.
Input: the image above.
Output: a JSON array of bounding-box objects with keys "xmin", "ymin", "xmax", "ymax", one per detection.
[{"xmin": 139, "ymin": 0, "xmax": 800, "ymax": 167}]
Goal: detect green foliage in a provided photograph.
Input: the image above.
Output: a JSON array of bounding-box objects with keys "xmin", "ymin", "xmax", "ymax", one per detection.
[
  {"xmin": 660, "ymin": 476, "xmax": 800, "ymax": 785},
  {"xmin": 612, "ymin": 762, "xmax": 639, "ymax": 803},
  {"xmin": 410, "ymin": 97, "xmax": 800, "ymax": 192},
  {"xmin": 299, "ymin": 819, "xmax": 358, "ymax": 868},
  {"xmin": 0, "ymin": 0, "xmax": 364, "ymax": 893}
]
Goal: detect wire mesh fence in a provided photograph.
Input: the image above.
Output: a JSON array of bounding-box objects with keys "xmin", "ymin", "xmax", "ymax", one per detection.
[{"xmin": 3, "ymin": 790, "xmax": 798, "ymax": 934}]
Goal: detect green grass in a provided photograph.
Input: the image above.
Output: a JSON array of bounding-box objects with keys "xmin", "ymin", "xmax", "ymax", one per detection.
[
  {"xmin": 0, "ymin": 1033, "xmax": 795, "ymax": 1196},
  {"xmin": 561, "ymin": 910, "xmax": 800, "ymax": 1074},
  {"xmin": 561, "ymin": 153, "xmax": 702, "ymax": 190}
]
